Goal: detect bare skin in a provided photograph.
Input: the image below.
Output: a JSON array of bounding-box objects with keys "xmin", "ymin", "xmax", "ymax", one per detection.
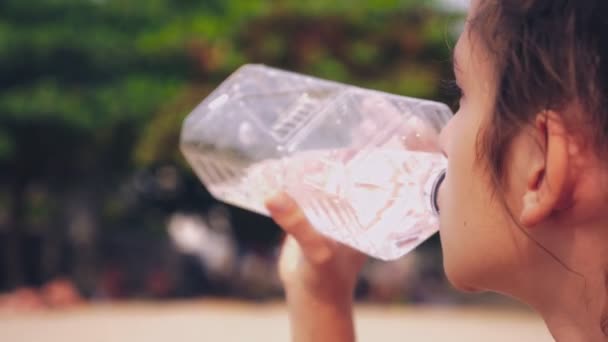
[{"xmin": 266, "ymin": 1, "xmax": 608, "ymax": 341}]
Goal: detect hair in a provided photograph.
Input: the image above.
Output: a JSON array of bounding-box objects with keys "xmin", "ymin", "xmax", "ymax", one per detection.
[
  {"xmin": 468, "ymin": 1, "xmax": 608, "ymax": 335},
  {"xmin": 468, "ymin": 0, "xmax": 608, "ymax": 185}
]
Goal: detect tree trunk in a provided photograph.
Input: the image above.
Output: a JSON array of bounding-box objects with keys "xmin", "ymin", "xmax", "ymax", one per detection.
[
  {"xmin": 66, "ymin": 190, "xmax": 99, "ymax": 297},
  {"xmin": 4, "ymin": 177, "xmax": 26, "ymax": 289}
]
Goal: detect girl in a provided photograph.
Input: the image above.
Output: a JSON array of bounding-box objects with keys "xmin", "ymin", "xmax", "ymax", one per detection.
[{"xmin": 265, "ymin": 0, "xmax": 608, "ymax": 341}]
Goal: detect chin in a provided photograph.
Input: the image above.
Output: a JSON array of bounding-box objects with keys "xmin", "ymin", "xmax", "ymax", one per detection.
[
  {"xmin": 445, "ymin": 273, "xmax": 476, "ymax": 293},
  {"xmin": 442, "ymin": 258, "xmax": 482, "ymax": 293},
  {"xmin": 452, "ymin": 283, "xmax": 481, "ymax": 293},
  {"xmin": 447, "ymin": 277, "xmax": 481, "ymax": 293}
]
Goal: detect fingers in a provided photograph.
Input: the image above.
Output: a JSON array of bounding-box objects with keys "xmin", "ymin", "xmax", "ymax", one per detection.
[
  {"xmin": 265, "ymin": 192, "xmax": 331, "ymax": 263},
  {"xmin": 277, "ymin": 235, "xmax": 304, "ymax": 283}
]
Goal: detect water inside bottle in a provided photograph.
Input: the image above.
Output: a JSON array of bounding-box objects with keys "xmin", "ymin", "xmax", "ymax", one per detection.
[{"xmin": 184, "ymin": 144, "xmax": 446, "ymax": 260}]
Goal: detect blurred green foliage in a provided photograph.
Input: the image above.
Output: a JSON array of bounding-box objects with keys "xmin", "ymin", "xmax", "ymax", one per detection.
[
  {"xmin": 0, "ymin": 0, "xmax": 459, "ymax": 166},
  {"xmin": 0, "ymin": 0, "xmax": 460, "ymax": 284}
]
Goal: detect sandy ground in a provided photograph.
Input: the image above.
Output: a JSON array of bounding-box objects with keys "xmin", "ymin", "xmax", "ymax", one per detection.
[{"xmin": 0, "ymin": 300, "xmax": 553, "ymax": 342}]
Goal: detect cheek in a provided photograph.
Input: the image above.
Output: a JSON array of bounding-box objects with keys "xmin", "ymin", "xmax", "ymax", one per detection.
[
  {"xmin": 439, "ymin": 176, "xmax": 507, "ymax": 291},
  {"xmin": 442, "ymin": 113, "xmax": 478, "ymax": 208},
  {"xmin": 438, "ymin": 111, "xmax": 510, "ymax": 290},
  {"xmin": 439, "ymin": 122, "xmax": 478, "ymax": 284}
]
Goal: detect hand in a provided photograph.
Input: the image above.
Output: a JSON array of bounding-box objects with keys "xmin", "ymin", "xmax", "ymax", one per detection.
[{"xmin": 265, "ymin": 192, "xmax": 367, "ymax": 302}]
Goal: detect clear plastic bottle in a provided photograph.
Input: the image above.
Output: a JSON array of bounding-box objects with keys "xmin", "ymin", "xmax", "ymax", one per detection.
[{"xmin": 180, "ymin": 64, "xmax": 451, "ymax": 260}]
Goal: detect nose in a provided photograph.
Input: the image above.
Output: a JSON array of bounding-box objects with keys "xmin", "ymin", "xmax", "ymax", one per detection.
[{"xmin": 438, "ymin": 117, "xmax": 453, "ymax": 158}]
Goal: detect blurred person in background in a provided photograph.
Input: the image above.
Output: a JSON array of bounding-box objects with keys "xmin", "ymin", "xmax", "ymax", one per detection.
[
  {"xmin": 266, "ymin": 0, "xmax": 608, "ymax": 341},
  {"xmin": 168, "ymin": 206, "xmax": 237, "ymax": 295},
  {"xmin": 361, "ymin": 253, "xmax": 420, "ymax": 303}
]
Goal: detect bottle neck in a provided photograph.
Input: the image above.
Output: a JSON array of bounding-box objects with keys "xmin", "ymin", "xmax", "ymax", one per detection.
[
  {"xmin": 430, "ymin": 169, "xmax": 446, "ymax": 215},
  {"xmin": 424, "ymin": 167, "xmax": 446, "ymax": 216}
]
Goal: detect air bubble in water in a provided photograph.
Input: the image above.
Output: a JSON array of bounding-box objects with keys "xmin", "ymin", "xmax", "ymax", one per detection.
[{"xmin": 239, "ymin": 121, "xmax": 257, "ymax": 146}]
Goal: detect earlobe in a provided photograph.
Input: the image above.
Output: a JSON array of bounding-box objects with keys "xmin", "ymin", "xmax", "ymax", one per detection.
[{"xmin": 519, "ymin": 111, "xmax": 571, "ymax": 228}]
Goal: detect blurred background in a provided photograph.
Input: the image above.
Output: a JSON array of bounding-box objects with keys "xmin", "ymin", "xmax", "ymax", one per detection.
[{"xmin": 0, "ymin": 0, "xmax": 553, "ymax": 341}]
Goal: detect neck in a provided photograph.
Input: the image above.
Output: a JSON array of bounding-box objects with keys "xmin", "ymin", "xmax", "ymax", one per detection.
[
  {"xmin": 538, "ymin": 282, "xmax": 607, "ymax": 342},
  {"xmin": 504, "ymin": 153, "xmax": 608, "ymax": 341},
  {"xmin": 508, "ymin": 232, "xmax": 608, "ymax": 342}
]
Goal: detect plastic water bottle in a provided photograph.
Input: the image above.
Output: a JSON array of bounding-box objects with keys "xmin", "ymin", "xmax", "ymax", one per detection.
[{"xmin": 180, "ymin": 64, "xmax": 451, "ymax": 260}]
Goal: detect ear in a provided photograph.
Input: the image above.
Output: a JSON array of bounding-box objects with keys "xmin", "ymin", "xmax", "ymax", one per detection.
[{"xmin": 519, "ymin": 111, "xmax": 572, "ymax": 227}]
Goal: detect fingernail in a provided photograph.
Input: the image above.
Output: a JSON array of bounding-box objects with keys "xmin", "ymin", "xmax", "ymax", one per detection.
[{"xmin": 265, "ymin": 192, "xmax": 292, "ymax": 212}]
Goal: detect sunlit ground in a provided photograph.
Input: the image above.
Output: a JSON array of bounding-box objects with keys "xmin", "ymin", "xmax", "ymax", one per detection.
[{"xmin": 0, "ymin": 300, "xmax": 553, "ymax": 342}]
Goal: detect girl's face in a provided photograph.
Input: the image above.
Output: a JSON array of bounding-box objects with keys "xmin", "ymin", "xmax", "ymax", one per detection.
[
  {"xmin": 435, "ymin": 3, "xmax": 608, "ymax": 339},
  {"xmin": 437, "ymin": 11, "xmax": 527, "ymax": 292}
]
